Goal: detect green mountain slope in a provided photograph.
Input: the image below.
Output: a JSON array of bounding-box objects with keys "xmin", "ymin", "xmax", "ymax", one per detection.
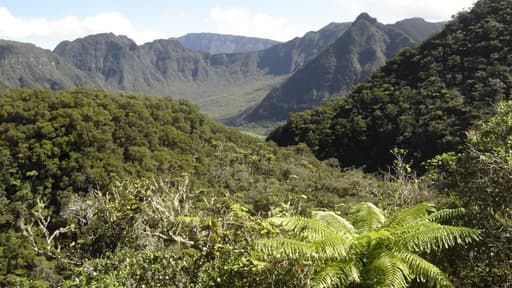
[
  {"xmin": 244, "ymin": 13, "xmax": 441, "ymax": 123},
  {"xmin": 389, "ymin": 17, "xmax": 446, "ymax": 42},
  {"xmin": 176, "ymin": 33, "xmax": 280, "ymax": 54},
  {"xmin": 0, "ymin": 88, "xmax": 367, "ymax": 208},
  {"xmin": 0, "ymin": 18, "xmax": 437, "ymax": 122},
  {"xmin": 256, "ymin": 22, "xmax": 352, "ymax": 75},
  {"xmin": 268, "ymin": 0, "xmax": 512, "ymax": 171},
  {"xmin": 0, "ymin": 40, "xmax": 104, "ymax": 89},
  {"xmin": 0, "ymin": 88, "xmax": 379, "ymax": 286}
]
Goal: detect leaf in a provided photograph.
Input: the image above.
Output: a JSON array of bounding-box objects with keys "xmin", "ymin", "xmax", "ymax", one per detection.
[
  {"xmin": 311, "ymin": 261, "xmax": 360, "ymax": 288},
  {"xmin": 348, "ymin": 202, "xmax": 386, "ymax": 231},
  {"xmin": 384, "ymin": 202, "xmax": 435, "ymax": 228},
  {"xmin": 312, "ymin": 211, "xmax": 355, "ymax": 235}
]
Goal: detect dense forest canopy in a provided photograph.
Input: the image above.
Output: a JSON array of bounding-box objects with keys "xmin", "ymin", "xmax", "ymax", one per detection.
[
  {"xmin": 0, "ymin": 89, "xmax": 386, "ymax": 286},
  {"xmin": 1, "ymin": 0, "xmax": 512, "ymax": 287},
  {"xmin": 268, "ymin": 0, "xmax": 512, "ymax": 172}
]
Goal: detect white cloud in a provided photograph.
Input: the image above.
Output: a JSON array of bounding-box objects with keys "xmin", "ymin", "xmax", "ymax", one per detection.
[
  {"xmin": 205, "ymin": 7, "xmax": 299, "ymax": 41},
  {"xmin": 334, "ymin": 0, "xmax": 476, "ymax": 23},
  {"xmin": 0, "ymin": 7, "xmax": 165, "ymax": 49}
]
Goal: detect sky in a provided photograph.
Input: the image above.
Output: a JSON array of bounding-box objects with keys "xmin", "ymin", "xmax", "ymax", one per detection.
[{"xmin": 0, "ymin": 0, "xmax": 476, "ymax": 50}]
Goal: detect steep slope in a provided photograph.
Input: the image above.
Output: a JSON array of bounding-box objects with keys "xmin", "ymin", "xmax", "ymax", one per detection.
[
  {"xmin": 0, "ymin": 40, "xmax": 104, "ymax": 89},
  {"xmin": 0, "ymin": 18, "xmax": 434, "ymax": 121},
  {"xmin": 268, "ymin": 0, "xmax": 512, "ymax": 171},
  {"xmin": 243, "ymin": 14, "xmax": 444, "ymax": 123},
  {"xmin": 177, "ymin": 33, "xmax": 280, "ymax": 54},
  {"xmin": 256, "ymin": 22, "xmax": 352, "ymax": 75},
  {"xmin": 50, "ymin": 24, "xmax": 353, "ymax": 119},
  {"xmin": 390, "ymin": 17, "xmax": 446, "ymax": 42},
  {"xmin": 54, "ymin": 34, "xmax": 218, "ymax": 92},
  {"xmin": 54, "ymin": 33, "xmax": 147, "ymax": 90}
]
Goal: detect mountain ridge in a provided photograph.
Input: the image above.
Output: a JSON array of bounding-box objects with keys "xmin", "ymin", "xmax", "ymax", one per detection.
[
  {"xmin": 267, "ymin": 0, "xmax": 512, "ymax": 172},
  {"xmin": 0, "ymin": 16, "xmax": 443, "ymax": 121},
  {"xmin": 241, "ymin": 14, "xmax": 444, "ymax": 123}
]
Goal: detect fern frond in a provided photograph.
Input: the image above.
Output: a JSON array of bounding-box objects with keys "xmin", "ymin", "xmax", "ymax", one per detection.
[
  {"xmin": 255, "ymin": 238, "xmax": 316, "ymax": 260},
  {"xmin": 311, "ymin": 261, "xmax": 360, "ymax": 288},
  {"xmin": 395, "ymin": 250, "xmax": 455, "ymax": 288},
  {"xmin": 268, "ymin": 217, "xmax": 342, "ymax": 241},
  {"xmin": 426, "ymin": 208, "xmax": 465, "ymax": 223},
  {"xmin": 384, "ymin": 202, "xmax": 435, "ymax": 228},
  {"xmin": 311, "ymin": 236, "xmax": 352, "ymax": 260},
  {"xmin": 312, "ymin": 211, "xmax": 356, "ymax": 235},
  {"xmin": 348, "ymin": 202, "xmax": 386, "ymax": 232},
  {"xmin": 369, "ymin": 251, "xmax": 411, "ymax": 288},
  {"xmin": 254, "ymin": 202, "xmax": 477, "ymax": 288},
  {"xmin": 395, "ymin": 223, "xmax": 480, "ymax": 253}
]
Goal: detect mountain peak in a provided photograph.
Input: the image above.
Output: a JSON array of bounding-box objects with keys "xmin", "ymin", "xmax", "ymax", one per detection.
[{"xmin": 355, "ymin": 12, "xmax": 378, "ymax": 24}]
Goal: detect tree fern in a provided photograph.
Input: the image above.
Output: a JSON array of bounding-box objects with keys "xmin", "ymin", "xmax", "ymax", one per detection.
[
  {"xmin": 348, "ymin": 202, "xmax": 386, "ymax": 232},
  {"xmin": 255, "ymin": 202, "xmax": 479, "ymax": 288},
  {"xmin": 384, "ymin": 202, "xmax": 435, "ymax": 228},
  {"xmin": 311, "ymin": 261, "xmax": 360, "ymax": 288}
]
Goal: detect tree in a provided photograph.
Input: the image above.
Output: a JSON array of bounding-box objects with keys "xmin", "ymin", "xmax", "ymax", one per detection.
[
  {"xmin": 430, "ymin": 101, "xmax": 512, "ymax": 286},
  {"xmin": 255, "ymin": 202, "xmax": 479, "ymax": 288}
]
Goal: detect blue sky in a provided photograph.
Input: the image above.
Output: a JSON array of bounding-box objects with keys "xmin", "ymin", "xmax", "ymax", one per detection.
[{"xmin": 0, "ymin": 0, "xmax": 476, "ymax": 49}]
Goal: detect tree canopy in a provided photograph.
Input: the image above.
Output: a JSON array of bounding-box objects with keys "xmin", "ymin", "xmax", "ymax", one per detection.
[{"xmin": 268, "ymin": 0, "xmax": 512, "ymax": 172}]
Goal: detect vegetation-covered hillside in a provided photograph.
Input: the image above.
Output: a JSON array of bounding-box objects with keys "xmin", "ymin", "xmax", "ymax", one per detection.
[
  {"xmin": 243, "ymin": 14, "xmax": 437, "ymax": 123},
  {"xmin": 0, "ymin": 18, "xmax": 442, "ymax": 123},
  {"xmin": 0, "ymin": 88, "xmax": 385, "ymax": 287},
  {"xmin": 268, "ymin": 0, "xmax": 512, "ymax": 171},
  {"xmin": 1, "ymin": 91, "xmax": 510, "ymax": 286},
  {"xmin": 3, "ymin": 1, "xmax": 511, "ymax": 287},
  {"xmin": 0, "ymin": 40, "xmax": 104, "ymax": 89}
]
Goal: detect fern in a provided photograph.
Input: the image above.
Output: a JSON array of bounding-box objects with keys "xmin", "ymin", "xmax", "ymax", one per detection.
[
  {"xmin": 255, "ymin": 202, "xmax": 479, "ymax": 288},
  {"xmin": 395, "ymin": 251, "xmax": 455, "ymax": 288},
  {"xmin": 370, "ymin": 251, "xmax": 411, "ymax": 288},
  {"xmin": 312, "ymin": 211, "xmax": 355, "ymax": 234},
  {"xmin": 311, "ymin": 261, "xmax": 360, "ymax": 288},
  {"xmin": 384, "ymin": 202, "xmax": 435, "ymax": 228},
  {"xmin": 348, "ymin": 202, "xmax": 386, "ymax": 232}
]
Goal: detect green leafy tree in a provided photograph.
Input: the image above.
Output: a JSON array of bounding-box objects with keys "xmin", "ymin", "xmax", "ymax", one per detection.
[
  {"xmin": 430, "ymin": 101, "xmax": 512, "ymax": 286},
  {"xmin": 256, "ymin": 202, "xmax": 479, "ymax": 288}
]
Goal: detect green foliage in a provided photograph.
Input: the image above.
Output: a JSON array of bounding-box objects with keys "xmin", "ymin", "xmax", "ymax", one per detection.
[
  {"xmin": 0, "ymin": 88, "xmax": 381, "ymax": 286},
  {"xmin": 268, "ymin": 0, "xmax": 512, "ymax": 171},
  {"xmin": 256, "ymin": 202, "xmax": 479, "ymax": 288},
  {"xmin": 244, "ymin": 15, "xmax": 443, "ymax": 124},
  {"xmin": 430, "ymin": 101, "xmax": 512, "ymax": 287}
]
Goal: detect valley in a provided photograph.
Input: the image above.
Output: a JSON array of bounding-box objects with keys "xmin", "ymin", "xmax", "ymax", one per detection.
[
  {"xmin": 1, "ymin": 0, "xmax": 511, "ymax": 287},
  {"xmin": 0, "ymin": 15, "xmax": 442, "ymax": 128}
]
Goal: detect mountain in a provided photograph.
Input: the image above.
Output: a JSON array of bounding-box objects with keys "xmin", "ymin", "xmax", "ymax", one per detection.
[
  {"xmin": 268, "ymin": 0, "xmax": 512, "ymax": 172},
  {"xmin": 389, "ymin": 17, "xmax": 446, "ymax": 42},
  {"xmin": 54, "ymin": 33, "xmax": 218, "ymax": 92},
  {"xmin": 0, "ymin": 39, "xmax": 104, "ymax": 89},
  {"xmin": 0, "ymin": 18, "xmax": 436, "ymax": 122},
  {"xmin": 0, "ymin": 22, "xmax": 354, "ymax": 120},
  {"xmin": 176, "ymin": 33, "xmax": 280, "ymax": 54},
  {"xmin": 242, "ymin": 14, "xmax": 444, "ymax": 123},
  {"xmin": 256, "ymin": 22, "xmax": 352, "ymax": 75}
]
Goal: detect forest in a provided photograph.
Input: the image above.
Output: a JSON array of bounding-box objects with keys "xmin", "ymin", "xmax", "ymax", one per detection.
[{"xmin": 1, "ymin": 0, "xmax": 512, "ymax": 287}]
